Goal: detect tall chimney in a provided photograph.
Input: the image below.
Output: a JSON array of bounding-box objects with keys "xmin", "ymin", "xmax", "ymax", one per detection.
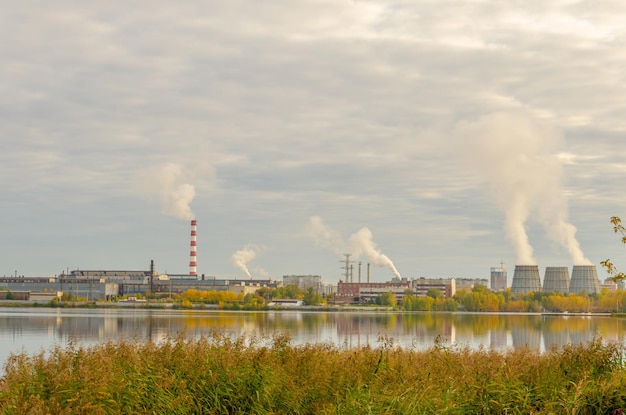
[
  {"xmin": 150, "ymin": 259, "xmax": 155, "ymax": 292},
  {"xmin": 358, "ymin": 262, "xmax": 362, "ymax": 283},
  {"xmin": 367, "ymin": 263, "xmax": 371, "ymax": 283},
  {"xmin": 189, "ymin": 220, "xmax": 197, "ymax": 276}
]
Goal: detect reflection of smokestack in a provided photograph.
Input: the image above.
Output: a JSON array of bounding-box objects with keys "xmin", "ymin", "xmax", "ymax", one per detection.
[
  {"xmin": 189, "ymin": 220, "xmax": 197, "ymax": 276},
  {"xmin": 367, "ymin": 263, "xmax": 370, "ymax": 283},
  {"xmin": 570, "ymin": 265, "xmax": 600, "ymax": 295},
  {"xmin": 543, "ymin": 267, "xmax": 570, "ymax": 294},
  {"xmin": 511, "ymin": 265, "xmax": 541, "ymax": 295}
]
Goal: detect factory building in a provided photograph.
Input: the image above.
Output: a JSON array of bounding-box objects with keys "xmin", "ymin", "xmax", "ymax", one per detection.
[
  {"xmin": 0, "ymin": 260, "xmax": 281, "ymax": 301},
  {"xmin": 335, "ymin": 277, "xmax": 455, "ymax": 305},
  {"xmin": 335, "ymin": 280, "xmax": 411, "ymax": 304},
  {"xmin": 412, "ymin": 278, "xmax": 456, "ymax": 298}
]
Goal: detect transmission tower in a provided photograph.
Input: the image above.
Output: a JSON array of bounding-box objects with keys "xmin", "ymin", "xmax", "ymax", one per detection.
[{"xmin": 341, "ymin": 253, "xmax": 353, "ymax": 282}]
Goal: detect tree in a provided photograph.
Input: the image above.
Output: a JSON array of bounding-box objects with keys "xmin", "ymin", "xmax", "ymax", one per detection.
[
  {"xmin": 601, "ymin": 216, "xmax": 626, "ymax": 282},
  {"xmin": 378, "ymin": 291, "xmax": 397, "ymax": 308},
  {"xmin": 303, "ymin": 287, "xmax": 323, "ymax": 306},
  {"xmin": 426, "ymin": 288, "xmax": 444, "ymax": 299}
]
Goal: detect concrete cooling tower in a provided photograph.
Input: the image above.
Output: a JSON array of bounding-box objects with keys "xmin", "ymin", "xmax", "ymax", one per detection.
[
  {"xmin": 511, "ymin": 265, "xmax": 541, "ymax": 295},
  {"xmin": 569, "ymin": 265, "xmax": 600, "ymax": 295},
  {"xmin": 542, "ymin": 267, "xmax": 570, "ymax": 294}
]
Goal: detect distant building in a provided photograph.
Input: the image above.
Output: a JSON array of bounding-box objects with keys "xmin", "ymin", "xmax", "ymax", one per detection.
[
  {"xmin": 490, "ymin": 267, "xmax": 507, "ymax": 291},
  {"xmin": 335, "ymin": 277, "xmax": 455, "ymax": 304},
  {"xmin": 283, "ymin": 275, "xmax": 323, "ymax": 293},
  {"xmin": 601, "ymin": 278, "xmax": 618, "ymax": 292},
  {"xmin": 412, "ymin": 278, "xmax": 455, "ymax": 298},
  {"xmin": 456, "ymin": 278, "xmax": 489, "ymax": 292},
  {"xmin": 335, "ymin": 281, "xmax": 411, "ymax": 304}
]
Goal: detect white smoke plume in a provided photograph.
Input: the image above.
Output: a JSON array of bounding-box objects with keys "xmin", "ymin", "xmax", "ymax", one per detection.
[
  {"xmin": 349, "ymin": 228, "xmax": 402, "ymax": 279},
  {"xmin": 305, "ymin": 216, "xmax": 346, "ymax": 255},
  {"xmin": 231, "ymin": 245, "xmax": 260, "ymax": 278},
  {"xmin": 454, "ymin": 112, "xmax": 590, "ymax": 265},
  {"xmin": 306, "ymin": 216, "xmax": 402, "ymax": 279},
  {"xmin": 136, "ymin": 162, "xmax": 196, "ymax": 220}
]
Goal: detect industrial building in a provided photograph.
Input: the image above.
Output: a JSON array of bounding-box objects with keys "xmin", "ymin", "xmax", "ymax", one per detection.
[
  {"xmin": 412, "ymin": 278, "xmax": 456, "ymax": 298},
  {"xmin": 0, "ymin": 262, "xmax": 280, "ymax": 301},
  {"xmin": 335, "ymin": 280, "xmax": 411, "ymax": 304},
  {"xmin": 335, "ymin": 277, "xmax": 455, "ymax": 305}
]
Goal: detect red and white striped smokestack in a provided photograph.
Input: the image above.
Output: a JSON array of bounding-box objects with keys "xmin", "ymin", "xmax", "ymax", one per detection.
[{"xmin": 189, "ymin": 219, "xmax": 197, "ymax": 276}]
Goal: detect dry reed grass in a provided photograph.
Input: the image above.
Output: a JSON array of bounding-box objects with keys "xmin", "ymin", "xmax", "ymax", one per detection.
[{"xmin": 1, "ymin": 333, "xmax": 625, "ymax": 414}]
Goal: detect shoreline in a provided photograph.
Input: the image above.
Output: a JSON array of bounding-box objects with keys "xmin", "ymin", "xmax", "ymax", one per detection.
[{"xmin": 0, "ymin": 300, "xmax": 617, "ymax": 316}]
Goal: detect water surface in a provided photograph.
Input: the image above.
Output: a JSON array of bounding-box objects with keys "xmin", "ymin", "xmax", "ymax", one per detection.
[{"xmin": 2, "ymin": 307, "xmax": 625, "ymax": 371}]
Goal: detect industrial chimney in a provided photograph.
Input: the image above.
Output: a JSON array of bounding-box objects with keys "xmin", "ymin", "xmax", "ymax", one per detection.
[
  {"xmin": 189, "ymin": 220, "xmax": 197, "ymax": 277},
  {"xmin": 542, "ymin": 267, "xmax": 570, "ymax": 294},
  {"xmin": 511, "ymin": 265, "xmax": 541, "ymax": 295}
]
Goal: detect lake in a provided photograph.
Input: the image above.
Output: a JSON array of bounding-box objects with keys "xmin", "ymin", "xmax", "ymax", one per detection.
[{"xmin": 2, "ymin": 307, "xmax": 625, "ymax": 371}]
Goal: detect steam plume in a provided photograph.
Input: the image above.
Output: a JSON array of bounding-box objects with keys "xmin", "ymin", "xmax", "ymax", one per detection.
[
  {"xmin": 137, "ymin": 163, "xmax": 196, "ymax": 220},
  {"xmin": 305, "ymin": 216, "xmax": 346, "ymax": 255},
  {"xmin": 454, "ymin": 112, "xmax": 590, "ymax": 265},
  {"xmin": 349, "ymin": 228, "xmax": 402, "ymax": 279},
  {"xmin": 306, "ymin": 216, "xmax": 402, "ymax": 279},
  {"xmin": 231, "ymin": 245, "xmax": 260, "ymax": 278}
]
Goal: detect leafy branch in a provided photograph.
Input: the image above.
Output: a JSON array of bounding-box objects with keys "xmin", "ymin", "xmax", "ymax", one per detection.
[{"xmin": 600, "ymin": 216, "xmax": 626, "ymax": 282}]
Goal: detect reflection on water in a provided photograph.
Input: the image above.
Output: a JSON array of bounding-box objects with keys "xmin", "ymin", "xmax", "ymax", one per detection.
[{"xmin": 1, "ymin": 308, "xmax": 625, "ymax": 370}]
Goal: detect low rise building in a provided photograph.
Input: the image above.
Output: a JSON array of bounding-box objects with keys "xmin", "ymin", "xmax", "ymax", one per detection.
[
  {"xmin": 335, "ymin": 280, "xmax": 411, "ymax": 304},
  {"xmin": 412, "ymin": 277, "xmax": 455, "ymax": 298}
]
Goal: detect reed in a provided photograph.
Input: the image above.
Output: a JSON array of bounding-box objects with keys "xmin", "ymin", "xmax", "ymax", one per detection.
[{"xmin": 1, "ymin": 334, "xmax": 625, "ymax": 414}]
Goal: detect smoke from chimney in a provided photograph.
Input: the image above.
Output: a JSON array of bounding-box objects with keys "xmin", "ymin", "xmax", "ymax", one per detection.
[
  {"xmin": 305, "ymin": 216, "xmax": 345, "ymax": 255},
  {"xmin": 136, "ymin": 162, "xmax": 196, "ymax": 220},
  {"xmin": 349, "ymin": 228, "xmax": 402, "ymax": 279},
  {"xmin": 306, "ymin": 216, "xmax": 402, "ymax": 279},
  {"xmin": 454, "ymin": 112, "xmax": 590, "ymax": 265},
  {"xmin": 230, "ymin": 245, "xmax": 261, "ymax": 278}
]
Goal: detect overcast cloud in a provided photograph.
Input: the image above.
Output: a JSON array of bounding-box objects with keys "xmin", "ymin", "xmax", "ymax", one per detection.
[{"xmin": 2, "ymin": 1, "xmax": 626, "ymax": 284}]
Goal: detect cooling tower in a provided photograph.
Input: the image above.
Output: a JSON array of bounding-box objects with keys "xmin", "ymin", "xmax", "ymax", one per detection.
[
  {"xmin": 569, "ymin": 265, "xmax": 600, "ymax": 295},
  {"xmin": 511, "ymin": 265, "xmax": 541, "ymax": 295},
  {"xmin": 542, "ymin": 267, "xmax": 570, "ymax": 294}
]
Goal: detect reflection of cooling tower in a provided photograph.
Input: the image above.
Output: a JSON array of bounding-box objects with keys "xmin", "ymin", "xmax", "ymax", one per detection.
[
  {"xmin": 569, "ymin": 265, "xmax": 600, "ymax": 295},
  {"xmin": 542, "ymin": 267, "xmax": 570, "ymax": 294},
  {"xmin": 511, "ymin": 265, "xmax": 541, "ymax": 295}
]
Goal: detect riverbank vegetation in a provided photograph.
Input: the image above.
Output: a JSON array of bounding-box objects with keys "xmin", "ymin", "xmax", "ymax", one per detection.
[
  {"xmin": 1, "ymin": 334, "xmax": 625, "ymax": 414},
  {"xmin": 6, "ymin": 281, "xmax": 626, "ymax": 314}
]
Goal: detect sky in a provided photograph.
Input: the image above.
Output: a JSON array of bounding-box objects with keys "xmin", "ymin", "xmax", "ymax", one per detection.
[{"xmin": 2, "ymin": 1, "xmax": 626, "ymax": 285}]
